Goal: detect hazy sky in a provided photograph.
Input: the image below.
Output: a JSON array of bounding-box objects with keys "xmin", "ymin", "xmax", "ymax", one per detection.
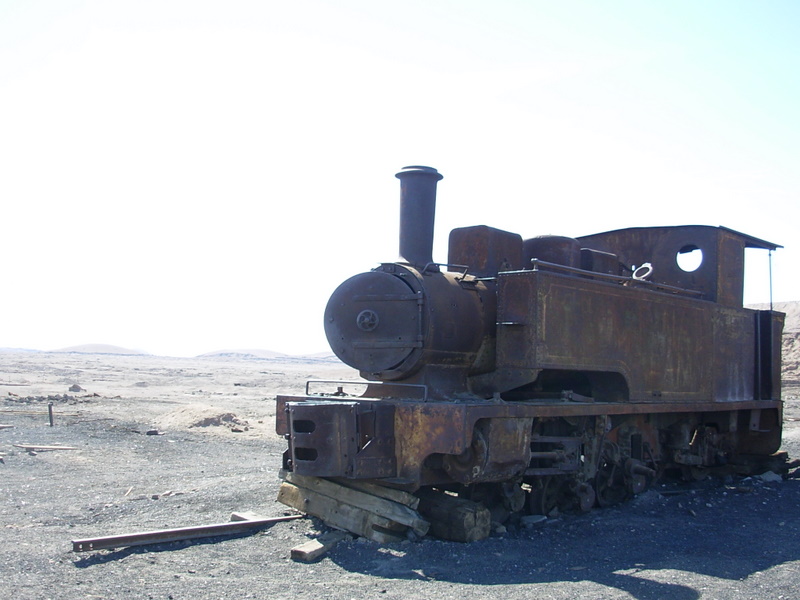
[{"xmin": 2, "ymin": 0, "xmax": 798, "ymax": 356}]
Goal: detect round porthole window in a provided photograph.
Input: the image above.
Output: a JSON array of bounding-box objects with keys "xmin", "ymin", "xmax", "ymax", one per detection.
[{"xmin": 676, "ymin": 244, "xmax": 703, "ymax": 272}]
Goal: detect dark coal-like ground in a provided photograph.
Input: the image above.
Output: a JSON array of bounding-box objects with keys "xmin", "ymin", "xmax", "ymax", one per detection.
[{"xmin": 1, "ymin": 351, "xmax": 800, "ymax": 600}]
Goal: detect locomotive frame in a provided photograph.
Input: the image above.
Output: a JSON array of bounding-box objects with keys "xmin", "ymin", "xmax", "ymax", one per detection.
[{"xmin": 277, "ymin": 166, "xmax": 784, "ymax": 515}]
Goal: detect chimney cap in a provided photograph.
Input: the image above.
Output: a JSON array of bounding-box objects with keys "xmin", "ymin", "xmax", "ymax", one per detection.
[{"xmin": 396, "ymin": 165, "xmax": 443, "ymax": 180}]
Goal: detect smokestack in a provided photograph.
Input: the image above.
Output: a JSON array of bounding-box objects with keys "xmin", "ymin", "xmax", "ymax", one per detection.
[{"xmin": 395, "ymin": 165, "xmax": 443, "ymax": 268}]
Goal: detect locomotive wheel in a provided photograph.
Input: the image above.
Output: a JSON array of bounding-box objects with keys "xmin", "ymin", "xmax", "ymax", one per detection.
[
  {"xmin": 595, "ymin": 458, "xmax": 628, "ymax": 507},
  {"xmin": 469, "ymin": 482, "xmax": 526, "ymax": 523},
  {"xmin": 501, "ymin": 481, "xmax": 527, "ymax": 513},
  {"xmin": 625, "ymin": 458, "xmax": 655, "ymax": 494},
  {"xmin": 684, "ymin": 465, "xmax": 710, "ymax": 481},
  {"xmin": 528, "ymin": 476, "xmax": 568, "ymax": 516},
  {"xmin": 576, "ymin": 483, "xmax": 596, "ymax": 512}
]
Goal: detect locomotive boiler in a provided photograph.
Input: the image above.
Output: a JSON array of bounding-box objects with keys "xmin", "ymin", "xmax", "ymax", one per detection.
[{"xmin": 277, "ymin": 166, "xmax": 784, "ymax": 516}]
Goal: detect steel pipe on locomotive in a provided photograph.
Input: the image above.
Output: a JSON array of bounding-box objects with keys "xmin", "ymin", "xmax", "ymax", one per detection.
[{"xmin": 279, "ymin": 165, "xmax": 785, "ymax": 518}]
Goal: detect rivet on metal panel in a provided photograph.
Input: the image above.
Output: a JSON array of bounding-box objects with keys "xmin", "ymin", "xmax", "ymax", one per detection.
[{"xmin": 749, "ymin": 409, "xmax": 762, "ymax": 432}]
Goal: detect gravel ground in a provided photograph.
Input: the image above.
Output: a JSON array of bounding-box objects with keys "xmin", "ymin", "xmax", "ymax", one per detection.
[{"xmin": 1, "ymin": 352, "xmax": 799, "ymax": 600}]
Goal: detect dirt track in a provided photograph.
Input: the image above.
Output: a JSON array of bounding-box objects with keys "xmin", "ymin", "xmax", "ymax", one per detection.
[{"xmin": 1, "ymin": 351, "xmax": 800, "ymax": 600}]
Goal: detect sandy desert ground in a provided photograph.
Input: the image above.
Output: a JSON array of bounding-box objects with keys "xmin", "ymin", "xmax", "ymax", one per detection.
[{"xmin": 1, "ymin": 337, "xmax": 799, "ymax": 599}]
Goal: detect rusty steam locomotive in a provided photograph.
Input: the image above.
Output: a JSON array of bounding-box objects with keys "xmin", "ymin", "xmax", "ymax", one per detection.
[{"xmin": 277, "ymin": 166, "xmax": 784, "ymax": 516}]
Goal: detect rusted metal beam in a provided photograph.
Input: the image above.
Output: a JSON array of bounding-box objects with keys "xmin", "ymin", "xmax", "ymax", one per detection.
[
  {"xmin": 13, "ymin": 444, "xmax": 78, "ymax": 451},
  {"xmin": 71, "ymin": 515, "xmax": 302, "ymax": 552},
  {"xmin": 0, "ymin": 409, "xmax": 80, "ymax": 416}
]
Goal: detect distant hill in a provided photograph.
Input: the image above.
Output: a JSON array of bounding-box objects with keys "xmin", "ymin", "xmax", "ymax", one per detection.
[
  {"xmin": 197, "ymin": 349, "xmax": 289, "ymax": 359},
  {"xmin": 0, "ymin": 347, "xmax": 41, "ymax": 353},
  {"xmin": 53, "ymin": 344, "xmax": 149, "ymax": 356},
  {"xmin": 0, "ymin": 345, "xmax": 337, "ymax": 361},
  {"xmin": 302, "ymin": 351, "xmax": 339, "ymax": 360},
  {"xmin": 197, "ymin": 349, "xmax": 341, "ymax": 363}
]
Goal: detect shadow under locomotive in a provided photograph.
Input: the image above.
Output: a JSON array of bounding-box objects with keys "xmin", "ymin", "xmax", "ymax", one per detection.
[
  {"xmin": 277, "ymin": 165, "xmax": 786, "ymax": 528},
  {"xmin": 324, "ymin": 478, "xmax": 800, "ymax": 600}
]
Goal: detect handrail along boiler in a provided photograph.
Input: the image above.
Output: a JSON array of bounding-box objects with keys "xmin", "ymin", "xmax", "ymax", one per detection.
[{"xmin": 277, "ymin": 166, "xmax": 784, "ymax": 514}]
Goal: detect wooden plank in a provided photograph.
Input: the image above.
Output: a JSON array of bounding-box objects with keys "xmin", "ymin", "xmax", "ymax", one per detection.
[
  {"xmin": 284, "ymin": 473, "xmax": 429, "ymax": 537},
  {"xmin": 332, "ymin": 478, "xmax": 420, "ymax": 509},
  {"xmin": 277, "ymin": 482, "xmax": 406, "ymax": 544},
  {"xmin": 230, "ymin": 511, "xmax": 272, "ymax": 522},
  {"xmin": 281, "ymin": 470, "xmax": 420, "ymax": 509},
  {"xmin": 290, "ymin": 530, "xmax": 350, "ymax": 562},
  {"xmin": 416, "ymin": 489, "xmax": 491, "ymax": 542}
]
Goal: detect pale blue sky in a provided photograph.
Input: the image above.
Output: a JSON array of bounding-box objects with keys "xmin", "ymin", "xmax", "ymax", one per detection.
[{"xmin": 2, "ymin": 0, "xmax": 798, "ymax": 355}]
